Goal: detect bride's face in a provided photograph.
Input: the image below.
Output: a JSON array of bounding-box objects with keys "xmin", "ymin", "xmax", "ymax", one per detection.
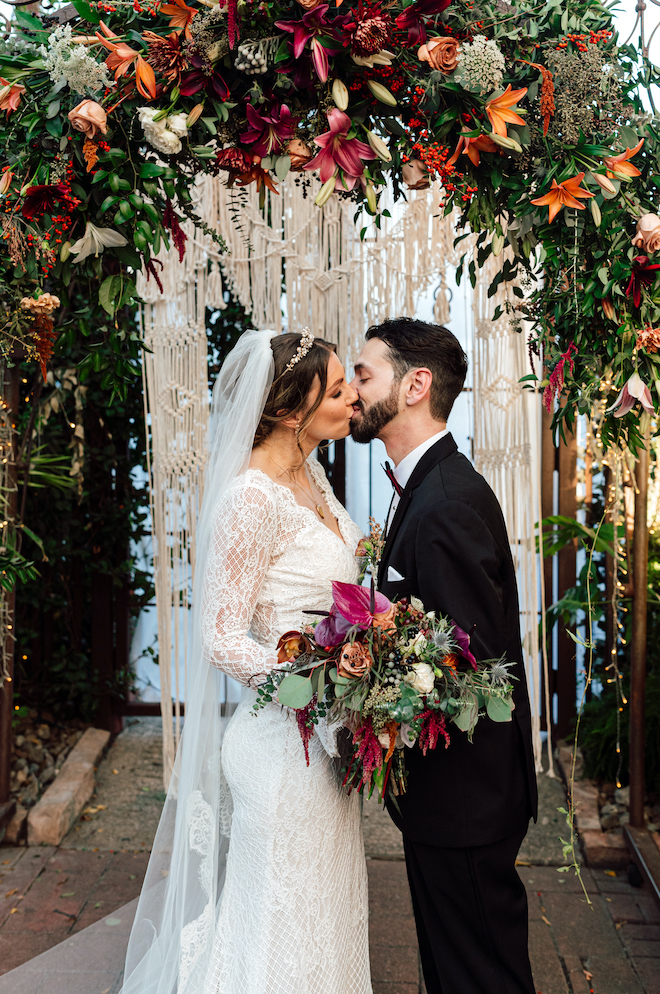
[{"xmin": 303, "ymin": 352, "xmax": 359, "ymax": 443}]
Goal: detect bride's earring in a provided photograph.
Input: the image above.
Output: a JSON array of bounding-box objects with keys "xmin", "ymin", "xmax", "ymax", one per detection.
[{"xmin": 295, "ymin": 420, "xmax": 301, "ymax": 441}]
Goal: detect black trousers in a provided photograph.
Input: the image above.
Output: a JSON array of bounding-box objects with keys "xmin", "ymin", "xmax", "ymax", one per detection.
[{"xmin": 403, "ymin": 825, "xmax": 535, "ymax": 994}]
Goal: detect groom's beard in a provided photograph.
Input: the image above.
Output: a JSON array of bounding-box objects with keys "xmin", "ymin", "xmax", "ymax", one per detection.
[{"xmin": 350, "ymin": 383, "xmax": 400, "ymax": 444}]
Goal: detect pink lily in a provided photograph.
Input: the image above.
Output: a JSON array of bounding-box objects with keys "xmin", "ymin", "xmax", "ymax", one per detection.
[
  {"xmin": 606, "ymin": 371, "xmax": 654, "ymax": 418},
  {"xmin": 304, "ymin": 108, "xmax": 376, "ymax": 188},
  {"xmin": 239, "ymin": 103, "xmax": 298, "ymax": 157},
  {"xmin": 275, "ymin": 4, "xmax": 339, "ymax": 82}
]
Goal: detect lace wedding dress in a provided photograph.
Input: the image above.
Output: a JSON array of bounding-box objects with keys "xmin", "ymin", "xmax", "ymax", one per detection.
[{"xmin": 199, "ymin": 457, "xmax": 372, "ymax": 994}]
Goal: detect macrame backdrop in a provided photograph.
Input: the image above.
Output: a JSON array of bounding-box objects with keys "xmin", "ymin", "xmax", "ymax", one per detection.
[
  {"xmin": 471, "ymin": 256, "xmax": 546, "ymax": 775},
  {"xmin": 137, "ymin": 174, "xmax": 545, "ymax": 783}
]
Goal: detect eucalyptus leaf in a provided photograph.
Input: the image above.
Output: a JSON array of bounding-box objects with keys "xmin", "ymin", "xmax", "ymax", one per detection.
[
  {"xmin": 486, "ymin": 696, "xmax": 514, "ymax": 722},
  {"xmin": 277, "ymin": 673, "xmax": 314, "ymax": 709}
]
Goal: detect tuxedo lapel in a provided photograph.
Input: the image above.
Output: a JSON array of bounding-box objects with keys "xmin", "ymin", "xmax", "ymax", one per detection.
[{"xmin": 379, "ymin": 433, "xmax": 458, "ymax": 576}]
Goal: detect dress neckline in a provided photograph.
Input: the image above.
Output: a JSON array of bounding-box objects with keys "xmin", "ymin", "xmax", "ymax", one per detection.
[{"xmin": 245, "ymin": 465, "xmax": 349, "ymax": 548}]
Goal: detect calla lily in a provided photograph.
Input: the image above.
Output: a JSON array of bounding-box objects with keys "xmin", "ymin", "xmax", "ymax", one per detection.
[
  {"xmin": 606, "ymin": 372, "xmax": 654, "ymax": 418},
  {"xmin": 315, "ymin": 606, "xmax": 353, "ymax": 647},
  {"xmin": 485, "ymin": 85, "xmax": 527, "ymax": 137},
  {"xmin": 69, "ymin": 222, "xmax": 129, "ymax": 263},
  {"xmin": 96, "ymin": 21, "xmax": 156, "ymax": 100},
  {"xmin": 452, "ymin": 622, "xmax": 477, "ymax": 670},
  {"xmin": 530, "ymin": 172, "xmax": 594, "ymax": 223},
  {"xmin": 330, "ymin": 581, "xmax": 392, "ymax": 629},
  {"xmin": 304, "ymin": 107, "xmax": 376, "ymax": 189},
  {"xmin": 603, "ymin": 138, "xmax": 644, "ymax": 180},
  {"xmin": 448, "ymin": 129, "xmax": 499, "ymax": 168},
  {"xmin": 239, "ymin": 103, "xmax": 298, "ymax": 157},
  {"xmin": 275, "ymin": 4, "xmax": 339, "ymax": 82}
]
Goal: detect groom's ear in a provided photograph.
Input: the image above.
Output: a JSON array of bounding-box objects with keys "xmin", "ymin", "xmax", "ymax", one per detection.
[{"xmin": 404, "ymin": 367, "xmax": 433, "ymax": 408}]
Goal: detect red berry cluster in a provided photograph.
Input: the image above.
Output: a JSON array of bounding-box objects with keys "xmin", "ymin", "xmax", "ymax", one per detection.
[{"xmin": 555, "ymin": 28, "xmax": 612, "ymax": 51}]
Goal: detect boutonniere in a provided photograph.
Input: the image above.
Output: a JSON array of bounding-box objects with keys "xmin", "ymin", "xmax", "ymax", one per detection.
[{"xmin": 355, "ymin": 516, "xmax": 385, "ymax": 584}]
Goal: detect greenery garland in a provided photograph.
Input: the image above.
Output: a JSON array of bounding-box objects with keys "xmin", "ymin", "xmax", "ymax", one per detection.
[{"xmin": 0, "ymin": 0, "xmax": 658, "ymax": 449}]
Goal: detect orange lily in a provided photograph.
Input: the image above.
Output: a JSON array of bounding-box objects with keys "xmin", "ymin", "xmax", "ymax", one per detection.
[
  {"xmin": 229, "ymin": 159, "xmax": 279, "ymax": 195},
  {"xmin": 448, "ymin": 128, "xmax": 499, "ymax": 167},
  {"xmin": 95, "ymin": 21, "xmax": 156, "ymax": 99},
  {"xmin": 160, "ymin": 0, "xmax": 197, "ymax": 40},
  {"xmin": 603, "ymin": 138, "xmax": 644, "ymax": 180},
  {"xmin": 0, "ymin": 78, "xmax": 25, "ymax": 115},
  {"xmin": 530, "ymin": 171, "xmax": 594, "ymax": 223},
  {"xmin": 485, "ymin": 85, "xmax": 527, "ymax": 137}
]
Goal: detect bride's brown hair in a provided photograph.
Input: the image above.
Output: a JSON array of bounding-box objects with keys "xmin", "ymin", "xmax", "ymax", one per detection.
[{"xmin": 253, "ymin": 333, "xmax": 337, "ymax": 448}]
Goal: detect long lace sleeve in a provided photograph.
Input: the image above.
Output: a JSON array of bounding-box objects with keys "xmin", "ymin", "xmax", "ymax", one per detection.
[{"xmin": 201, "ymin": 479, "xmax": 279, "ymax": 685}]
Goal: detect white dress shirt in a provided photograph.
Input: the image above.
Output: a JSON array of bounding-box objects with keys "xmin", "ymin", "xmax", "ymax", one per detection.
[{"xmin": 386, "ymin": 428, "xmax": 449, "ymax": 528}]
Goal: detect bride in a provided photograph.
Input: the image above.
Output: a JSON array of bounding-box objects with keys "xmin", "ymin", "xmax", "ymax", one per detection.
[{"xmin": 121, "ymin": 328, "xmax": 372, "ymax": 994}]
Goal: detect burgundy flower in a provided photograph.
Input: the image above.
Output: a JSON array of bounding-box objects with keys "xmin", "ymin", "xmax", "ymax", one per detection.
[
  {"xmin": 542, "ymin": 341, "xmax": 577, "ymax": 413},
  {"xmin": 21, "ymin": 183, "xmax": 74, "ymax": 221},
  {"xmin": 179, "ymin": 52, "xmax": 229, "ymax": 100},
  {"xmin": 304, "ymin": 108, "xmax": 376, "ymax": 189},
  {"xmin": 451, "ymin": 621, "xmax": 477, "ymax": 670},
  {"xmin": 239, "ymin": 102, "xmax": 298, "ymax": 157},
  {"xmin": 275, "ymin": 4, "xmax": 340, "ymax": 82},
  {"xmin": 163, "ymin": 198, "xmax": 187, "ymax": 263},
  {"xmin": 418, "ymin": 708, "xmax": 450, "ymax": 755},
  {"xmin": 341, "ymin": 0, "xmax": 394, "ymax": 57},
  {"xmin": 395, "ymin": 0, "xmax": 452, "ymax": 46},
  {"xmin": 625, "ymin": 254, "xmax": 660, "ymax": 308},
  {"xmin": 215, "ymin": 148, "xmax": 255, "ymax": 172}
]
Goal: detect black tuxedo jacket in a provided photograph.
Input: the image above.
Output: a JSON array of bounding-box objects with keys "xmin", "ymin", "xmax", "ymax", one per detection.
[{"xmin": 379, "ymin": 433, "xmax": 538, "ymax": 848}]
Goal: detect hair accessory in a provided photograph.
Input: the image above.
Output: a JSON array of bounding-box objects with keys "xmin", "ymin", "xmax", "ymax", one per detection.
[{"xmin": 284, "ymin": 328, "xmax": 315, "ymax": 372}]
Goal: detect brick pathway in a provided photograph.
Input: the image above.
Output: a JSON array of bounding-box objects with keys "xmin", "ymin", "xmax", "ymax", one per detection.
[
  {"xmin": 0, "ymin": 847, "xmax": 149, "ymax": 976},
  {"xmin": 0, "ymin": 848, "xmax": 659, "ymax": 993}
]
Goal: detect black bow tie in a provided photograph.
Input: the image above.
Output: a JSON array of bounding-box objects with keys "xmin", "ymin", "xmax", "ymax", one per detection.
[{"xmin": 383, "ymin": 461, "xmax": 403, "ymax": 496}]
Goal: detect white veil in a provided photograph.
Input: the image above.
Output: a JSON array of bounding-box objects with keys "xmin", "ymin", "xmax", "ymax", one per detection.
[{"xmin": 120, "ymin": 328, "xmax": 277, "ymax": 994}]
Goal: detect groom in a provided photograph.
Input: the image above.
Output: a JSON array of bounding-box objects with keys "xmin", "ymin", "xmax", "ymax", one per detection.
[{"xmin": 349, "ymin": 318, "xmax": 538, "ymax": 994}]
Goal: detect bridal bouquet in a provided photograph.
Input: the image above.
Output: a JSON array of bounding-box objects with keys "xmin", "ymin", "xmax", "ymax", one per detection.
[{"xmin": 254, "ymin": 580, "xmax": 515, "ymax": 799}]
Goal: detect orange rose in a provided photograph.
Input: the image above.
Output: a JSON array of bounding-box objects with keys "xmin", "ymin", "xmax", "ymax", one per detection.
[
  {"xmin": 277, "ymin": 630, "xmax": 312, "ymax": 664},
  {"xmin": 417, "ymin": 36, "xmax": 460, "ymax": 73},
  {"xmin": 372, "ymin": 603, "xmax": 397, "ymax": 633},
  {"xmin": 632, "ymin": 213, "xmax": 660, "ymax": 254},
  {"xmin": 295, "ymin": 0, "xmax": 324, "ymax": 8},
  {"xmin": 287, "ymin": 139, "xmax": 313, "ymax": 170},
  {"xmin": 402, "ymin": 159, "xmax": 430, "ymax": 190},
  {"xmin": 338, "ymin": 641, "xmax": 373, "ymax": 679},
  {"xmin": 68, "ymin": 99, "xmax": 108, "ymax": 139}
]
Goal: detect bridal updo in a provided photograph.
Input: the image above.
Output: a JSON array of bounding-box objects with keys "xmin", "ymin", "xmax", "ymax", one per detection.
[{"xmin": 253, "ymin": 332, "xmax": 336, "ymax": 448}]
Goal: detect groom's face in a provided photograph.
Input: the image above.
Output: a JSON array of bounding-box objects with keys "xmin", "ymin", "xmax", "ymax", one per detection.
[{"xmin": 349, "ymin": 338, "xmax": 402, "ymax": 444}]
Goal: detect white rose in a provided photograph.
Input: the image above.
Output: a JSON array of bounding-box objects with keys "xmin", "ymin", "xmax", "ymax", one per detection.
[
  {"xmin": 167, "ymin": 113, "xmax": 189, "ymax": 138},
  {"xmin": 137, "ymin": 106, "xmax": 167, "ymax": 134},
  {"xmin": 148, "ymin": 129, "xmax": 183, "ymax": 155},
  {"xmin": 403, "ymin": 662, "xmax": 435, "ymax": 695}
]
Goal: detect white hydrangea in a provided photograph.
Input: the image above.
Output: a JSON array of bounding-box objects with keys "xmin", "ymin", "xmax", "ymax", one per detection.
[
  {"xmin": 137, "ymin": 107, "xmax": 184, "ymax": 155},
  {"xmin": 40, "ymin": 24, "xmax": 113, "ymax": 95},
  {"xmin": 454, "ymin": 34, "xmax": 506, "ymax": 95}
]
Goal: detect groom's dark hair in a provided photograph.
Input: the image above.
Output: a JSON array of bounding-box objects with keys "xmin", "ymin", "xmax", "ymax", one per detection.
[{"xmin": 366, "ymin": 318, "xmax": 467, "ymax": 421}]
